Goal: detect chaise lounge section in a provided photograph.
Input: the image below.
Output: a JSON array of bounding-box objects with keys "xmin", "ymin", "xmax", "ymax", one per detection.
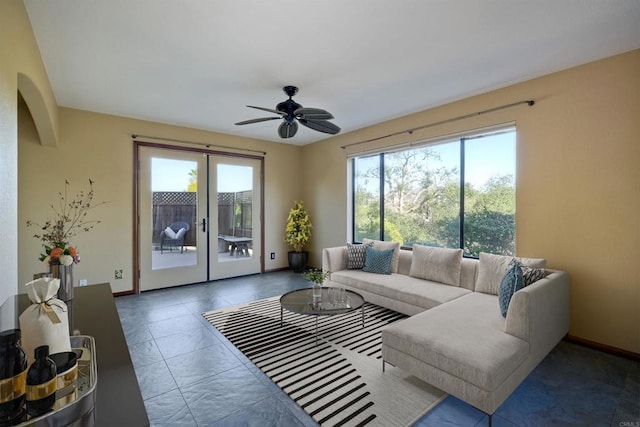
[{"xmin": 322, "ymin": 243, "xmax": 570, "ymax": 423}]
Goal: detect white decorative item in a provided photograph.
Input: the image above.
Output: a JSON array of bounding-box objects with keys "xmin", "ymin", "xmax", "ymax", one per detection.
[{"xmin": 19, "ymin": 277, "xmax": 71, "ymax": 364}]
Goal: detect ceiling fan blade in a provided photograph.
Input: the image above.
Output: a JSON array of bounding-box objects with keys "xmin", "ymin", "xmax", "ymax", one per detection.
[
  {"xmin": 278, "ymin": 121, "xmax": 298, "ymax": 138},
  {"xmin": 294, "ymin": 107, "xmax": 334, "ymax": 120},
  {"xmin": 235, "ymin": 117, "xmax": 281, "ymax": 125},
  {"xmin": 247, "ymin": 105, "xmax": 284, "ymax": 116},
  {"xmin": 298, "ymin": 119, "xmax": 341, "ymax": 135}
]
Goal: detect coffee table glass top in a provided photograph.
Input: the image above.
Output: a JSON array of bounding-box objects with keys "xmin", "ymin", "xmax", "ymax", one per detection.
[{"xmin": 280, "ymin": 287, "xmax": 364, "ymax": 316}]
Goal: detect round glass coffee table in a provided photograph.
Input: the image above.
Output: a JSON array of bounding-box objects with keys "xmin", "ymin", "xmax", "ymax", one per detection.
[{"xmin": 280, "ymin": 287, "xmax": 365, "ymax": 344}]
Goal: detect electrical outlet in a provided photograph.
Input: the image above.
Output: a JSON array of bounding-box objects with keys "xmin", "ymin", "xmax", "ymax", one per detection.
[
  {"xmin": 270, "ymin": 252, "xmax": 275, "ymax": 260},
  {"xmin": 115, "ymin": 269, "xmax": 123, "ymax": 280},
  {"xmin": 78, "ymin": 279, "xmax": 88, "ymax": 287}
]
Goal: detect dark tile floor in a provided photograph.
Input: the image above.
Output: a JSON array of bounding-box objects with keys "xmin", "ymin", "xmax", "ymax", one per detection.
[{"xmin": 115, "ymin": 271, "xmax": 639, "ymax": 427}]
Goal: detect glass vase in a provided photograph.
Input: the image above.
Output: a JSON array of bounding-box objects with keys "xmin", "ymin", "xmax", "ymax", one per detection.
[
  {"xmin": 49, "ymin": 264, "xmax": 74, "ymax": 301},
  {"xmin": 312, "ymin": 283, "xmax": 322, "ymax": 307}
]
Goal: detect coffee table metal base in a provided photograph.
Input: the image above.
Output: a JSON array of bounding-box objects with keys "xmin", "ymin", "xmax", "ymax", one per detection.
[
  {"xmin": 279, "ymin": 287, "xmax": 366, "ymax": 345},
  {"xmin": 280, "ymin": 305, "xmax": 365, "ymax": 344}
]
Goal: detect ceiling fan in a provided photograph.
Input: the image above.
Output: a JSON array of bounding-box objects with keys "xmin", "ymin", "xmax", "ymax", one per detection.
[{"xmin": 235, "ymin": 86, "xmax": 341, "ymax": 139}]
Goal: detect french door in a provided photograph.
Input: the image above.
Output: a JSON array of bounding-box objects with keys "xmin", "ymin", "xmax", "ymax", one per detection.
[
  {"xmin": 137, "ymin": 144, "xmax": 262, "ymax": 291},
  {"xmin": 209, "ymin": 156, "xmax": 262, "ymax": 280}
]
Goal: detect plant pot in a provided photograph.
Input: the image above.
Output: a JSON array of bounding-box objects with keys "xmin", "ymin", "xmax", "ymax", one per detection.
[{"xmin": 288, "ymin": 251, "xmax": 308, "ymax": 273}]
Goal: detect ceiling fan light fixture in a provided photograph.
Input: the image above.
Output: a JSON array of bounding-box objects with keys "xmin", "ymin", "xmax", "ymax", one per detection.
[{"xmin": 235, "ymin": 86, "xmax": 340, "ymax": 139}]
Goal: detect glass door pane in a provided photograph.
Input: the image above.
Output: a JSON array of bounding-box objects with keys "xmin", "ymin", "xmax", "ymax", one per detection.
[
  {"xmin": 210, "ymin": 157, "xmax": 261, "ymax": 280},
  {"xmin": 139, "ymin": 146, "xmax": 207, "ymax": 291}
]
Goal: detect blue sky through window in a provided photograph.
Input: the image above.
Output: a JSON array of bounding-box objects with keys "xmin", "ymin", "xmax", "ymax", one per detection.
[{"xmin": 151, "ymin": 159, "xmax": 252, "ymax": 193}]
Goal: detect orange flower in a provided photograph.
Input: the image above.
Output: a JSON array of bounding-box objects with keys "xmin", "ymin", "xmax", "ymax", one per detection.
[
  {"xmin": 49, "ymin": 247, "xmax": 63, "ymax": 259},
  {"xmin": 67, "ymin": 246, "xmax": 78, "ymax": 258}
]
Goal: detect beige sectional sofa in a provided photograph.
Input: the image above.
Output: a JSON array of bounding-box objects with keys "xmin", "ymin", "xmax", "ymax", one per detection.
[{"xmin": 322, "ymin": 244, "xmax": 570, "ymax": 422}]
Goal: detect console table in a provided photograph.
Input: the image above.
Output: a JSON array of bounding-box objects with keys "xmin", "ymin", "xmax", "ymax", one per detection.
[{"xmin": 1, "ymin": 283, "xmax": 149, "ymax": 426}]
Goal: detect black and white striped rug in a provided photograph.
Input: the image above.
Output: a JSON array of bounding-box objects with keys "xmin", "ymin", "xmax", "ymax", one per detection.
[{"xmin": 203, "ymin": 297, "xmax": 445, "ymax": 427}]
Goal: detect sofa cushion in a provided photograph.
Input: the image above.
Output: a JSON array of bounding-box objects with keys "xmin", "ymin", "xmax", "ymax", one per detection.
[
  {"xmin": 498, "ymin": 261, "xmax": 524, "ymax": 317},
  {"xmin": 382, "ymin": 292, "xmax": 529, "ymax": 391},
  {"xmin": 331, "ymin": 269, "xmax": 470, "ymax": 310},
  {"xmin": 362, "ymin": 247, "xmax": 394, "ymax": 274},
  {"xmin": 346, "ymin": 242, "xmax": 373, "ymax": 269},
  {"xmin": 409, "ymin": 244, "xmax": 463, "ymax": 287},
  {"xmin": 363, "ymin": 239, "xmax": 401, "ymax": 273},
  {"xmin": 476, "ymin": 252, "xmax": 546, "ymax": 295}
]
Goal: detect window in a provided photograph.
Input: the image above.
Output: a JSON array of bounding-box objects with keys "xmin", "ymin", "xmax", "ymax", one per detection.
[{"xmin": 351, "ymin": 127, "xmax": 516, "ymax": 257}]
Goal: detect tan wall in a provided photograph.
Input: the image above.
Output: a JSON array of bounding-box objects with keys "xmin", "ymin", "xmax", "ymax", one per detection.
[
  {"xmin": 18, "ymin": 107, "xmax": 302, "ymax": 293},
  {"xmin": 1, "ymin": 0, "xmax": 58, "ymax": 306},
  {"xmin": 6, "ymin": 0, "xmax": 638, "ymax": 352},
  {"xmin": 303, "ymin": 50, "xmax": 640, "ymax": 354}
]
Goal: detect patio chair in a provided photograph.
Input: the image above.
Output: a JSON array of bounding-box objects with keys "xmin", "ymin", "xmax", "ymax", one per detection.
[{"xmin": 160, "ymin": 221, "xmax": 190, "ymax": 254}]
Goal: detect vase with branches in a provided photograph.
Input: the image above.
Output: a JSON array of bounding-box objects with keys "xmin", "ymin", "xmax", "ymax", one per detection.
[{"xmin": 26, "ymin": 179, "xmax": 106, "ymax": 300}]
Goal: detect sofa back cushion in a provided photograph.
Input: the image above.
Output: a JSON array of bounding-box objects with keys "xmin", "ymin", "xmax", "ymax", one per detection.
[
  {"xmin": 395, "ymin": 248, "xmax": 478, "ymax": 289},
  {"xmin": 476, "ymin": 252, "xmax": 546, "ymax": 295},
  {"xmin": 409, "ymin": 244, "xmax": 463, "ymax": 287},
  {"xmin": 460, "ymin": 258, "xmax": 479, "ymax": 291},
  {"xmin": 397, "ymin": 249, "xmax": 413, "ymax": 275}
]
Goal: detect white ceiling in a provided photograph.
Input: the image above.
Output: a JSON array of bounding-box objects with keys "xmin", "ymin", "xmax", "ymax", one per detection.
[{"xmin": 24, "ymin": 0, "xmax": 640, "ymax": 146}]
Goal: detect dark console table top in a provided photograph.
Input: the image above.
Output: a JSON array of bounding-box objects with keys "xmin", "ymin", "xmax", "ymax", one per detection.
[{"xmin": 9, "ymin": 284, "xmax": 149, "ymax": 427}]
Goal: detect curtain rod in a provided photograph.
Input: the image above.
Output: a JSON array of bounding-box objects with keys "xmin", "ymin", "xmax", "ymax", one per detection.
[
  {"xmin": 340, "ymin": 99, "xmax": 534, "ymax": 150},
  {"xmin": 131, "ymin": 134, "xmax": 267, "ymax": 155}
]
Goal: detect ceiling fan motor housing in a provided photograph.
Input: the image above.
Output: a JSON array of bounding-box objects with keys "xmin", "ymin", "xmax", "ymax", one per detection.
[{"xmin": 277, "ymin": 99, "xmax": 303, "ymax": 122}]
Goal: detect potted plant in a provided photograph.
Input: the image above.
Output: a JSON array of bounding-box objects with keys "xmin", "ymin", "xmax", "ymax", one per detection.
[
  {"xmin": 284, "ymin": 200, "xmax": 312, "ymax": 272},
  {"xmin": 302, "ymin": 268, "xmax": 331, "ymax": 305},
  {"xmin": 301, "ymin": 268, "xmax": 331, "ymax": 286}
]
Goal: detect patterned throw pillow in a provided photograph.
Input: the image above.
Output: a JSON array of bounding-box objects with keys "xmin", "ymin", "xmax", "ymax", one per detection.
[
  {"xmin": 346, "ymin": 242, "xmax": 373, "ymax": 269},
  {"xmin": 362, "ymin": 238, "xmax": 401, "ymax": 273},
  {"xmin": 362, "ymin": 247, "xmax": 394, "ymax": 275},
  {"xmin": 498, "ymin": 260, "xmax": 524, "ymax": 317},
  {"xmin": 522, "ymin": 266, "xmax": 546, "ymax": 287}
]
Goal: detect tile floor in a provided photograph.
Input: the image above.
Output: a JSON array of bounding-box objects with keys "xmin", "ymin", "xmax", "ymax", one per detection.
[{"xmin": 115, "ymin": 271, "xmax": 639, "ymax": 427}]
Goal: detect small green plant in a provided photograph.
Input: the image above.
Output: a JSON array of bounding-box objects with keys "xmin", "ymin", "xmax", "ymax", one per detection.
[
  {"xmin": 302, "ymin": 268, "xmax": 331, "ymax": 285},
  {"xmin": 284, "ymin": 200, "xmax": 312, "ymax": 252}
]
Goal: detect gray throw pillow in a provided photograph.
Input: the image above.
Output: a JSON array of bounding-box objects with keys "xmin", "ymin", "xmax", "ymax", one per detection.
[{"xmin": 346, "ymin": 242, "xmax": 373, "ymax": 269}]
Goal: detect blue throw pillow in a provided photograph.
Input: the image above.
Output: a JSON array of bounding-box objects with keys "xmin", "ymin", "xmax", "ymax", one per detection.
[
  {"xmin": 498, "ymin": 261, "xmax": 524, "ymax": 317},
  {"xmin": 362, "ymin": 247, "xmax": 394, "ymax": 274}
]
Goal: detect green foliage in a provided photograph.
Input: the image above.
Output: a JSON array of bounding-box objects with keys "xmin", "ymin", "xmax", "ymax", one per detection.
[
  {"xmin": 284, "ymin": 200, "xmax": 312, "ymax": 252},
  {"xmin": 301, "ymin": 268, "xmax": 331, "ymax": 285},
  {"xmin": 187, "ymin": 168, "xmax": 197, "ymax": 192},
  {"xmin": 353, "ymin": 145, "xmax": 515, "ymax": 255}
]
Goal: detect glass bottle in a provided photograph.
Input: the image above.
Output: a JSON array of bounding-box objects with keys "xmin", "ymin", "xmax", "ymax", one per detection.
[
  {"xmin": 0, "ymin": 329, "xmax": 27, "ymax": 424},
  {"xmin": 25, "ymin": 345, "xmax": 56, "ymax": 417}
]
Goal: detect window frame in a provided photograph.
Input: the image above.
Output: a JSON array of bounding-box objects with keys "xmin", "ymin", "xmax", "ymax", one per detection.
[{"xmin": 349, "ymin": 124, "xmax": 516, "ymax": 257}]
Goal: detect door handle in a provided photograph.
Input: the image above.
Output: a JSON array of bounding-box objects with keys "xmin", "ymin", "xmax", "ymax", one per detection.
[{"xmin": 199, "ymin": 218, "xmax": 207, "ymax": 232}]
